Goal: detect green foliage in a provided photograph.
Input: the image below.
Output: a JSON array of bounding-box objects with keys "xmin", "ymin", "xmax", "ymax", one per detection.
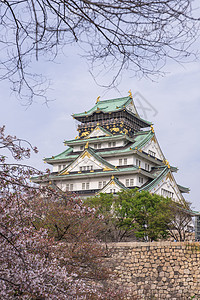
[
  {"xmin": 86, "ymin": 190, "xmax": 173, "ymax": 242},
  {"xmin": 86, "ymin": 193, "xmax": 114, "ymax": 216}
]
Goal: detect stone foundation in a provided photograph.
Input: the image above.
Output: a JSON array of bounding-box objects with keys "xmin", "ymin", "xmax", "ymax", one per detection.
[{"xmin": 105, "ymin": 241, "xmax": 200, "ymax": 299}]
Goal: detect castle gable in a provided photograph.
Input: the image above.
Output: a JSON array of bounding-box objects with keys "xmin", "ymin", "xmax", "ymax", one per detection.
[
  {"xmin": 153, "ymin": 171, "xmax": 184, "ymax": 202},
  {"xmin": 142, "ymin": 135, "xmax": 165, "ymax": 161},
  {"xmin": 141, "ymin": 167, "xmax": 184, "ymax": 202},
  {"xmin": 99, "ymin": 176, "xmax": 126, "ymax": 194},
  {"xmin": 126, "ymin": 100, "xmax": 138, "ymax": 115},
  {"xmin": 87, "ymin": 126, "xmax": 111, "ymax": 138},
  {"xmin": 60, "ymin": 148, "xmax": 114, "ymax": 175}
]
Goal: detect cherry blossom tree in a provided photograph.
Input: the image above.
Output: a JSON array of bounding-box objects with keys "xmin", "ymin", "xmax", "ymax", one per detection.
[{"xmin": 0, "ymin": 126, "xmax": 124, "ymax": 299}]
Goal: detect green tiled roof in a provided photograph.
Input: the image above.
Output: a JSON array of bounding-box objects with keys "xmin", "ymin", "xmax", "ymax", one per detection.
[
  {"xmin": 45, "ymin": 147, "xmax": 73, "ymax": 162},
  {"xmin": 65, "ymin": 133, "xmax": 132, "ymax": 145},
  {"xmin": 177, "ymin": 184, "xmax": 190, "ymax": 193},
  {"xmin": 45, "ymin": 130, "xmax": 155, "ymax": 163},
  {"xmin": 140, "ymin": 167, "xmax": 189, "ymax": 195},
  {"xmin": 131, "ymin": 130, "xmax": 154, "ymax": 149},
  {"xmin": 139, "ymin": 166, "xmax": 169, "ymax": 192},
  {"xmin": 59, "ymin": 146, "xmax": 115, "ymax": 175},
  {"xmin": 32, "ymin": 166, "xmax": 141, "ymax": 183},
  {"xmin": 73, "ymin": 96, "xmax": 131, "ymax": 117},
  {"xmin": 73, "ymin": 96, "xmax": 152, "ymax": 126}
]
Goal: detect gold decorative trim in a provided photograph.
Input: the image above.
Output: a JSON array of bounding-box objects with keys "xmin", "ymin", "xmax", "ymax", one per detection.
[
  {"xmin": 103, "ymin": 166, "xmax": 113, "ymax": 171},
  {"xmin": 166, "ymin": 172, "xmax": 173, "ymax": 181},
  {"xmin": 96, "ymin": 96, "xmax": 100, "ymax": 103},
  {"xmin": 128, "ymin": 89, "xmax": 133, "ymax": 98},
  {"xmin": 61, "ymin": 171, "xmax": 69, "ymax": 175},
  {"xmin": 81, "ymin": 151, "xmax": 91, "ymax": 159},
  {"xmin": 150, "ymin": 125, "xmax": 155, "ymax": 133}
]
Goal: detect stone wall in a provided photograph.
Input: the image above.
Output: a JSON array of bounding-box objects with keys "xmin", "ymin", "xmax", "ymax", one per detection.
[{"xmin": 105, "ymin": 241, "xmax": 200, "ymax": 299}]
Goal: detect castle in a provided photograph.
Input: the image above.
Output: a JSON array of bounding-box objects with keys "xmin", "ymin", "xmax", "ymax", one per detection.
[{"xmin": 33, "ymin": 92, "xmax": 189, "ymax": 201}]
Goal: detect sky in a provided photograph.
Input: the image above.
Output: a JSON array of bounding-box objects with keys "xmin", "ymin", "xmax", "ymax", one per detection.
[{"xmin": 1, "ymin": 40, "xmax": 200, "ymax": 211}]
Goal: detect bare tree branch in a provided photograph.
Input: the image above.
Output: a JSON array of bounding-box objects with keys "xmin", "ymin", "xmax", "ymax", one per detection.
[{"xmin": 0, "ymin": 0, "xmax": 199, "ymax": 103}]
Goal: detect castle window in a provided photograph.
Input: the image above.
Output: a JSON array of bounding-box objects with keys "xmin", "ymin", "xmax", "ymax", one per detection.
[
  {"xmin": 136, "ymin": 159, "xmax": 141, "ymax": 167},
  {"xmin": 94, "ymin": 144, "xmax": 97, "ymax": 149},
  {"xmin": 148, "ymin": 150, "xmax": 156, "ymax": 157},
  {"xmin": 145, "ymin": 163, "xmax": 150, "ymax": 171},
  {"xmin": 80, "ymin": 165, "xmax": 93, "ymax": 172},
  {"xmin": 66, "ymin": 183, "xmax": 73, "ymax": 191},
  {"xmin": 124, "ymin": 158, "xmax": 127, "ymax": 165},
  {"xmin": 108, "ymin": 142, "xmax": 116, "ymax": 148},
  {"xmin": 119, "ymin": 159, "xmax": 122, "ymax": 166},
  {"xmin": 58, "ymin": 165, "xmax": 62, "ymax": 171},
  {"xmin": 98, "ymin": 144, "xmax": 101, "ymax": 149},
  {"xmin": 103, "ymin": 181, "xmax": 106, "ymax": 187},
  {"xmin": 126, "ymin": 178, "xmax": 134, "ymax": 187},
  {"xmin": 86, "ymin": 182, "xmax": 90, "ymax": 190},
  {"xmin": 98, "ymin": 181, "xmax": 102, "ymax": 189},
  {"xmin": 139, "ymin": 177, "xmax": 144, "ymax": 184},
  {"xmin": 82, "ymin": 183, "xmax": 85, "ymax": 190},
  {"xmin": 161, "ymin": 188, "xmax": 174, "ymax": 198}
]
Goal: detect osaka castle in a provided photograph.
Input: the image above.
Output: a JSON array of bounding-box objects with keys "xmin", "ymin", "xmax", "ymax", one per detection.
[{"xmin": 33, "ymin": 92, "xmax": 189, "ymax": 200}]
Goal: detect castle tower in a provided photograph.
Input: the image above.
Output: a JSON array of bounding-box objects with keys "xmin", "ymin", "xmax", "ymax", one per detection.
[{"xmin": 33, "ymin": 93, "xmax": 189, "ymax": 200}]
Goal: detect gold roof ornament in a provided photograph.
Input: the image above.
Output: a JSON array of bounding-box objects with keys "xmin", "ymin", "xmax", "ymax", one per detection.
[
  {"xmin": 150, "ymin": 125, "xmax": 155, "ymax": 133},
  {"xmin": 111, "ymin": 175, "xmax": 114, "ymax": 179},
  {"xmin": 128, "ymin": 90, "xmax": 133, "ymax": 98},
  {"xmin": 165, "ymin": 159, "xmax": 170, "ymax": 169},
  {"xmin": 96, "ymin": 96, "xmax": 100, "ymax": 104},
  {"xmin": 85, "ymin": 141, "xmax": 89, "ymax": 149}
]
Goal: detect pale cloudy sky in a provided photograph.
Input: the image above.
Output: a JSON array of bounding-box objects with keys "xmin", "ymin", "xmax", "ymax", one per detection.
[{"xmin": 1, "ymin": 42, "xmax": 200, "ymax": 210}]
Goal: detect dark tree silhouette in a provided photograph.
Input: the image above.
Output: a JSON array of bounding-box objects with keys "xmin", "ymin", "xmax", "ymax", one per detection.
[{"xmin": 0, "ymin": 0, "xmax": 199, "ymax": 103}]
